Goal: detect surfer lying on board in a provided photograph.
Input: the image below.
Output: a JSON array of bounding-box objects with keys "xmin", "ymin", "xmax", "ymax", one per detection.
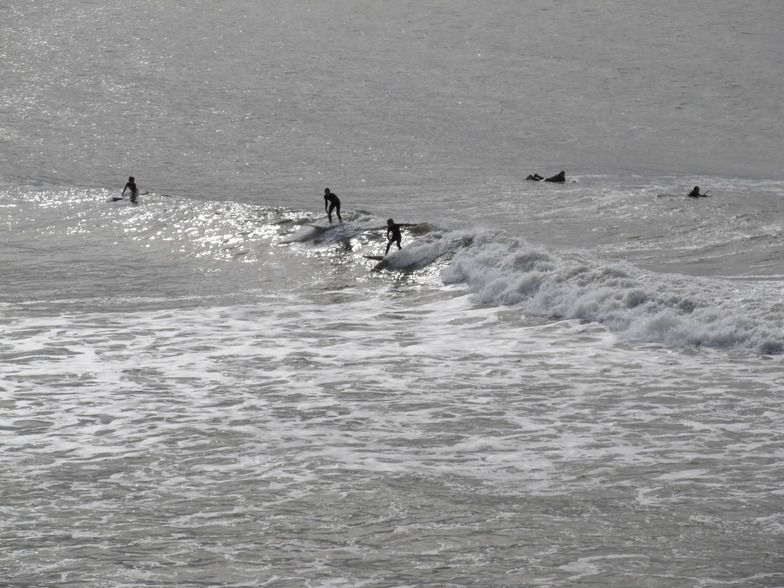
[
  {"xmin": 324, "ymin": 188, "xmax": 342, "ymax": 223},
  {"xmin": 545, "ymin": 171, "xmax": 566, "ymax": 183},
  {"xmin": 122, "ymin": 176, "xmax": 138, "ymax": 203},
  {"xmin": 526, "ymin": 171, "xmax": 566, "ymax": 183},
  {"xmin": 385, "ymin": 218, "xmax": 417, "ymax": 255},
  {"xmin": 688, "ymin": 186, "xmax": 710, "ymax": 198}
]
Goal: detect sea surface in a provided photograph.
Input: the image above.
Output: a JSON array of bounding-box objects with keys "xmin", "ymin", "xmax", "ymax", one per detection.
[{"xmin": 2, "ymin": 1, "xmax": 783, "ymax": 586}]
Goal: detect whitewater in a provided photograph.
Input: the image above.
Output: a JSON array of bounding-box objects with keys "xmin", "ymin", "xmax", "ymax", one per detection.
[{"xmin": 2, "ymin": 1, "xmax": 783, "ymax": 586}]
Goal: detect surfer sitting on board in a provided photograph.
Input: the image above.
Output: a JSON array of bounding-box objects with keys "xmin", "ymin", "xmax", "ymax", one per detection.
[
  {"xmin": 385, "ymin": 218, "xmax": 417, "ymax": 255},
  {"xmin": 122, "ymin": 176, "xmax": 138, "ymax": 203},
  {"xmin": 324, "ymin": 188, "xmax": 342, "ymax": 223},
  {"xmin": 688, "ymin": 186, "xmax": 710, "ymax": 198}
]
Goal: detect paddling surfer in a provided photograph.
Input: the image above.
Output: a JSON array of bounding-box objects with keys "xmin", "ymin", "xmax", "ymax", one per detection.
[
  {"xmin": 122, "ymin": 176, "xmax": 138, "ymax": 203},
  {"xmin": 323, "ymin": 188, "xmax": 342, "ymax": 223},
  {"xmin": 526, "ymin": 170, "xmax": 566, "ymax": 183},
  {"xmin": 545, "ymin": 170, "xmax": 566, "ymax": 183},
  {"xmin": 385, "ymin": 218, "xmax": 417, "ymax": 255},
  {"xmin": 688, "ymin": 186, "xmax": 710, "ymax": 198}
]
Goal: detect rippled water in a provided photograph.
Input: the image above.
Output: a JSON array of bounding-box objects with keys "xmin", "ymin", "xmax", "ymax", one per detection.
[{"xmin": 2, "ymin": 0, "xmax": 784, "ymax": 586}]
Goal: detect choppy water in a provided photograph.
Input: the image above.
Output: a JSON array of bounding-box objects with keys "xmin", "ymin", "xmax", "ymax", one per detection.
[{"xmin": 2, "ymin": 1, "xmax": 783, "ymax": 586}]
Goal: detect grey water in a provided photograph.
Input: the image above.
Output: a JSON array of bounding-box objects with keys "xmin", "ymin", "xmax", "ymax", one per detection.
[{"xmin": 2, "ymin": 1, "xmax": 783, "ymax": 586}]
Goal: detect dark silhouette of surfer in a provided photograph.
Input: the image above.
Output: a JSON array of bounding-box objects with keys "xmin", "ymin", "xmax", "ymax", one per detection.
[
  {"xmin": 545, "ymin": 171, "xmax": 566, "ymax": 183},
  {"xmin": 688, "ymin": 186, "xmax": 710, "ymax": 198},
  {"xmin": 526, "ymin": 171, "xmax": 566, "ymax": 183},
  {"xmin": 122, "ymin": 176, "xmax": 138, "ymax": 203},
  {"xmin": 323, "ymin": 188, "xmax": 342, "ymax": 223},
  {"xmin": 385, "ymin": 218, "xmax": 417, "ymax": 255}
]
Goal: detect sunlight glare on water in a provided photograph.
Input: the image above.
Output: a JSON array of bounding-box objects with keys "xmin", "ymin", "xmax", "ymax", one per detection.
[{"xmin": 1, "ymin": 0, "xmax": 783, "ymax": 586}]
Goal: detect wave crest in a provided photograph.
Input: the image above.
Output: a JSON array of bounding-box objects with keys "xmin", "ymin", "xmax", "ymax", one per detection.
[{"xmin": 442, "ymin": 237, "xmax": 783, "ymax": 354}]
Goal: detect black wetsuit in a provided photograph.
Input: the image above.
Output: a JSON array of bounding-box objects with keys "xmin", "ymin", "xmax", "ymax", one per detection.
[
  {"xmin": 544, "ymin": 172, "xmax": 566, "ymax": 183},
  {"xmin": 124, "ymin": 181, "xmax": 138, "ymax": 203},
  {"xmin": 385, "ymin": 223, "xmax": 405, "ymax": 255},
  {"xmin": 324, "ymin": 191, "xmax": 341, "ymax": 222},
  {"xmin": 387, "ymin": 223, "xmax": 403, "ymax": 245}
]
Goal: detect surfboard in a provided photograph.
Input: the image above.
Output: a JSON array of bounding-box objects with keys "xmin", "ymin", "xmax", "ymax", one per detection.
[
  {"xmin": 363, "ymin": 255, "xmax": 385, "ymax": 261},
  {"xmin": 308, "ymin": 224, "xmax": 333, "ymax": 231}
]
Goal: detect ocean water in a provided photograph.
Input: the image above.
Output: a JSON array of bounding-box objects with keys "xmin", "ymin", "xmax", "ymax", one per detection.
[{"xmin": 2, "ymin": 1, "xmax": 783, "ymax": 586}]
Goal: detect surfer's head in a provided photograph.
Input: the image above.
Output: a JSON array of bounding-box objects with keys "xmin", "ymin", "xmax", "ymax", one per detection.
[
  {"xmin": 324, "ymin": 188, "xmax": 331, "ymax": 194},
  {"xmin": 387, "ymin": 218, "xmax": 394, "ymax": 226},
  {"xmin": 129, "ymin": 176, "xmax": 134, "ymax": 182}
]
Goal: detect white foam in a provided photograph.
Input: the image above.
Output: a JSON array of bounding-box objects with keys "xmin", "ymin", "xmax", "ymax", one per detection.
[
  {"xmin": 381, "ymin": 229, "xmax": 467, "ymax": 270},
  {"xmin": 442, "ymin": 236, "xmax": 784, "ymax": 353}
]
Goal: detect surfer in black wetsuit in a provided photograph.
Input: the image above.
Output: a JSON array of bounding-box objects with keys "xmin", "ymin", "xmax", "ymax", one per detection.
[
  {"xmin": 122, "ymin": 176, "xmax": 138, "ymax": 203},
  {"xmin": 544, "ymin": 170, "xmax": 566, "ymax": 183},
  {"xmin": 385, "ymin": 218, "xmax": 417, "ymax": 255},
  {"xmin": 688, "ymin": 186, "xmax": 710, "ymax": 198},
  {"xmin": 323, "ymin": 188, "xmax": 342, "ymax": 223},
  {"xmin": 526, "ymin": 171, "xmax": 566, "ymax": 182}
]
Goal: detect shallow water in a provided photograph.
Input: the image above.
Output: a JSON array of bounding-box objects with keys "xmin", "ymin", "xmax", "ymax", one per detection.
[{"xmin": 4, "ymin": 288, "xmax": 784, "ymax": 586}]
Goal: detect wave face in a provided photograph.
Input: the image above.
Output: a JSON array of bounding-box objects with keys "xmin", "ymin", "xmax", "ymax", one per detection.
[{"xmin": 443, "ymin": 235, "xmax": 784, "ymax": 354}]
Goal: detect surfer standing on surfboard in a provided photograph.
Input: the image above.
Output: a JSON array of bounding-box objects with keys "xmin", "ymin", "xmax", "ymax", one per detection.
[
  {"xmin": 122, "ymin": 176, "xmax": 138, "ymax": 203},
  {"xmin": 323, "ymin": 188, "xmax": 342, "ymax": 223},
  {"xmin": 385, "ymin": 218, "xmax": 417, "ymax": 255}
]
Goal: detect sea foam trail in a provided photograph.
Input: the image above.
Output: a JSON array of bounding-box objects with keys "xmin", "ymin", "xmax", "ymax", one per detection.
[{"xmin": 441, "ymin": 236, "xmax": 784, "ymax": 354}]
